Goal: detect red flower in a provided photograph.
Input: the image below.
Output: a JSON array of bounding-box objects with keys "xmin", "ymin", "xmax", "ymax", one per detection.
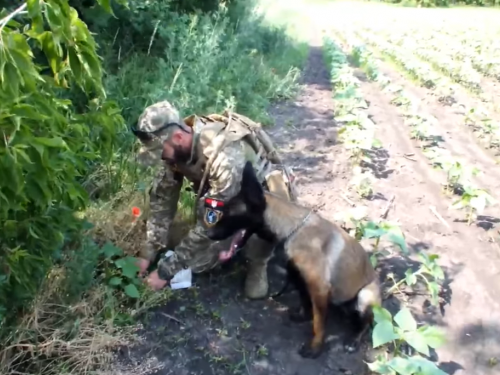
[{"xmin": 132, "ymin": 206, "xmax": 141, "ymax": 218}]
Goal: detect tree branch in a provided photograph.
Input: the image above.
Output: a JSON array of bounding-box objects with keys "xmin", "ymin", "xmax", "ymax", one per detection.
[{"xmin": 0, "ymin": 3, "xmax": 28, "ymax": 33}]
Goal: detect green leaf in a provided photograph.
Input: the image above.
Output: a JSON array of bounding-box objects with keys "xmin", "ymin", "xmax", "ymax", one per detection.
[
  {"xmin": 418, "ymin": 326, "xmax": 447, "ymax": 349},
  {"xmin": 38, "ymin": 32, "xmax": 61, "ymax": 74},
  {"xmin": 373, "ymin": 305, "xmax": 393, "ymax": 323},
  {"xmin": 27, "ymin": 0, "xmax": 44, "ymax": 32},
  {"xmin": 403, "ymin": 331, "xmax": 430, "ymax": 356},
  {"xmin": 101, "ymin": 241, "xmax": 123, "ymax": 258},
  {"xmin": 408, "ymin": 356, "xmax": 448, "ymax": 375},
  {"xmin": 12, "ymin": 104, "xmax": 48, "ymax": 121},
  {"xmin": 119, "ymin": 256, "xmax": 140, "ymax": 279},
  {"xmin": 68, "ymin": 47, "xmax": 83, "ymax": 84},
  {"xmin": 367, "ymin": 358, "xmax": 395, "ymax": 374},
  {"xmin": 372, "ymin": 320, "xmax": 399, "ymax": 348},
  {"xmin": 109, "ymin": 276, "xmax": 122, "ymax": 286},
  {"xmin": 27, "ymin": 0, "xmax": 41, "ymax": 17},
  {"xmin": 97, "ymin": 0, "xmax": 115, "ymax": 15},
  {"xmin": 34, "ymin": 137, "xmax": 68, "ymax": 148},
  {"xmin": 364, "ymin": 227, "xmax": 388, "ymax": 239},
  {"xmin": 387, "ymin": 356, "xmax": 419, "ymax": 374},
  {"xmin": 394, "ymin": 308, "xmax": 417, "ymax": 332},
  {"xmin": 405, "ymin": 269, "xmax": 417, "ymax": 286},
  {"xmin": 124, "ymin": 283, "xmax": 140, "ymax": 299},
  {"xmin": 388, "ymin": 232, "xmax": 409, "ymax": 255}
]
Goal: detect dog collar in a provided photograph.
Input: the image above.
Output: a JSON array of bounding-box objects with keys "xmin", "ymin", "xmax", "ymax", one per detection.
[{"xmin": 276, "ymin": 210, "xmax": 312, "ymax": 249}]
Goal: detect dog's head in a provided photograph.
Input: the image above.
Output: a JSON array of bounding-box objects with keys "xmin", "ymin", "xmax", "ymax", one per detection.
[{"xmin": 206, "ymin": 161, "xmax": 267, "ymax": 250}]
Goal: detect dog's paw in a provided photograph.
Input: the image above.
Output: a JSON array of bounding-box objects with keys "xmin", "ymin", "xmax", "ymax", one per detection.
[
  {"xmin": 298, "ymin": 342, "xmax": 323, "ymax": 359},
  {"xmin": 289, "ymin": 307, "xmax": 312, "ymax": 323}
]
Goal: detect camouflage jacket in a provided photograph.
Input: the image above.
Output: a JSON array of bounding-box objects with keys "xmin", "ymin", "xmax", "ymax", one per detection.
[{"xmin": 141, "ymin": 113, "xmax": 284, "ymax": 279}]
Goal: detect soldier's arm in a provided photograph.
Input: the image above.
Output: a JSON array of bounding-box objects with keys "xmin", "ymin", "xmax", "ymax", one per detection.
[
  {"xmin": 156, "ymin": 142, "xmax": 247, "ymax": 280},
  {"xmin": 141, "ymin": 166, "xmax": 183, "ymax": 262}
]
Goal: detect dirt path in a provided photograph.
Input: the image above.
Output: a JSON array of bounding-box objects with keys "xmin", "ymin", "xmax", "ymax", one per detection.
[{"xmin": 111, "ymin": 36, "xmax": 500, "ymax": 375}]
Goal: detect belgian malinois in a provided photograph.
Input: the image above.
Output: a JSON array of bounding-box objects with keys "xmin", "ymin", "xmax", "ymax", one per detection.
[{"xmin": 206, "ymin": 161, "xmax": 382, "ymax": 359}]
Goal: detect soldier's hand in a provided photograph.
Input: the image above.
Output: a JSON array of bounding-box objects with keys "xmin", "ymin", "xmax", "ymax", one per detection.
[
  {"xmin": 136, "ymin": 258, "xmax": 150, "ymax": 277},
  {"xmin": 145, "ymin": 270, "xmax": 168, "ymax": 291}
]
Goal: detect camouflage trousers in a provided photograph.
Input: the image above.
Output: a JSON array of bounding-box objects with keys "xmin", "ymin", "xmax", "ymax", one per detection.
[{"xmin": 156, "ymin": 166, "xmax": 296, "ymax": 281}]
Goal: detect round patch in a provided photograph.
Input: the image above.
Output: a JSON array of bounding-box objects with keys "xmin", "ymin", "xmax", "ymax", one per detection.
[{"xmin": 204, "ymin": 208, "xmax": 222, "ymax": 227}]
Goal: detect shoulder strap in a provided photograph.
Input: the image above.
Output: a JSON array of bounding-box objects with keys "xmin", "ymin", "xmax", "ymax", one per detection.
[{"xmin": 195, "ymin": 110, "xmax": 295, "ymax": 203}]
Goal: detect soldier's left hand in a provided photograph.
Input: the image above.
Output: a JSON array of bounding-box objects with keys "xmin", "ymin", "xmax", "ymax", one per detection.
[{"xmin": 144, "ymin": 270, "xmax": 169, "ymax": 291}]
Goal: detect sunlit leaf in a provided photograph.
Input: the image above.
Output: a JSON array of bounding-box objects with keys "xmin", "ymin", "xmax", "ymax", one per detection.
[
  {"xmin": 418, "ymin": 326, "xmax": 447, "ymax": 349},
  {"xmin": 405, "ymin": 331, "xmax": 430, "ymax": 356},
  {"xmin": 372, "ymin": 320, "xmax": 399, "ymax": 348},
  {"xmin": 394, "ymin": 308, "xmax": 417, "ymax": 332}
]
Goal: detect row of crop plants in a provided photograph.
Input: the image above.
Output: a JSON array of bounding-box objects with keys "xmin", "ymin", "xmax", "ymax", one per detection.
[
  {"xmin": 322, "ymin": 37, "xmax": 449, "ymax": 375},
  {"xmin": 348, "ymin": 28, "xmax": 500, "ymax": 155}
]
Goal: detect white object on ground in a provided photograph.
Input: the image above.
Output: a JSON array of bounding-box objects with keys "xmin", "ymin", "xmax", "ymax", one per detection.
[
  {"xmin": 170, "ymin": 268, "xmax": 192, "ymax": 290},
  {"xmin": 163, "ymin": 250, "xmax": 192, "ymax": 290}
]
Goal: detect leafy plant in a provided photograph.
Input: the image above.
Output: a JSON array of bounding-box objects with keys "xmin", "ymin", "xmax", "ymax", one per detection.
[
  {"xmin": 451, "ymin": 185, "xmax": 496, "ymax": 225},
  {"xmin": 0, "ymin": 0, "xmax": 126, "ymax": 323},
  {"xmin": 100, "ymin": 242, "xmax": 141, "ymax": 299},
  {"xmin": 350, "ymin": 166, "xmax": 375, "ymax": 198},
  {"xmin": 387, "ymin": 253, "xmax": 445, "ymax": 306},
  {"xmin": 336, "ymin": 206, "xmax": 408, "ymax": 267},
  {"xmin": 368, "ymin": 306, "xmax": 448, "ymax": 375}
]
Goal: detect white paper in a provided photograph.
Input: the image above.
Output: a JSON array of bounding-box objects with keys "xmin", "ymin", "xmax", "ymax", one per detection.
[
  {"xmin": 170, "ymin": 268, "xmax": 192, "ymax": 290},
  {"xmin": 163, "ymin": 250, "xmax": 192, "ymax": 290}
]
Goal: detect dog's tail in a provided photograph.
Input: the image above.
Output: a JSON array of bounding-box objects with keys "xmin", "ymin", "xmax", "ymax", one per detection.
[{"xmin": 355, "ymin": 278, "xmax": 382, "ymax": 320}]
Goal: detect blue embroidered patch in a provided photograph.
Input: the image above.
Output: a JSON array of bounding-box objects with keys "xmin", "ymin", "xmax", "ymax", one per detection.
[{"xmin": 204, "ymin": 208, "xmax": 222, "ymax": 227}]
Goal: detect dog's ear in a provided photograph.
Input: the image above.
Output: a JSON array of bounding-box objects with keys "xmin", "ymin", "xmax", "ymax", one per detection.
[{"xmin": 241, "ymin": 161, "xmax": 265, "ymax": 210}]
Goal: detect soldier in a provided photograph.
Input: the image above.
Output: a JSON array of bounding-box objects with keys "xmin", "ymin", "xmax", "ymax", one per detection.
[{"xmin": 132, "ymin": 101, "xmax": 297, "ymax": 299}]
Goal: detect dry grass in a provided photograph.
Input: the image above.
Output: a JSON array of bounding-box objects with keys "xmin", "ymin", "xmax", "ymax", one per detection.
[
  {"xmin": 85, "ymin": 177, "xmax": 197, "ymax": 257},
  {"xmin": 0, "ymin": 175, "xmax": 195, "ymax": 375},
  {"xmin": 0, "ymin": 270, "xmax": 134, "ymax": 375}
]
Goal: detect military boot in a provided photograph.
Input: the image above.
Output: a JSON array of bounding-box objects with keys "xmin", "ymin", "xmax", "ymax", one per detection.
[{"xmin": 244, "ymin": 259, "xmax": 269, "ymax": 299}]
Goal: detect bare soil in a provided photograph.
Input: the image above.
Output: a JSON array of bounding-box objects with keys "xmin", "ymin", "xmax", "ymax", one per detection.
[{"xmin": 111, "ymin": 40, "xmax": 500, "ymax": 375}]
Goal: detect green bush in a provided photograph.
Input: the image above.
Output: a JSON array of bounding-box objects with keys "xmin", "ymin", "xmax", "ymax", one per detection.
[{"xmin": 0, "ymin": 0, "xmax": 126, "ymax": 324}]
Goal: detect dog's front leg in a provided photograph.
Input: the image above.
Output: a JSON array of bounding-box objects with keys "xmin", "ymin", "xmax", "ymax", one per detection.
[
  {"xmin": 287, "ymin": 262, "xmax": 313, "ymax": 323},
  {"xmin": 297, "ymin": 277, "xmax": 329, "ymax": 359}
]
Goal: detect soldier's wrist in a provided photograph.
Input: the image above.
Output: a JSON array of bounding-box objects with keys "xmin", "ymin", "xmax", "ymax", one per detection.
[
  {"xmin": 156, "ymin": 250, "xmax": 176, "ymax": 281},
  {"xmin": 157, "ymin": 265, "xmax": 171, "ymax": 281}
]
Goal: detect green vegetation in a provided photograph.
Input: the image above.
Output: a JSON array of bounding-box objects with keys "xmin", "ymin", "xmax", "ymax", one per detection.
[{"xmin": 0, "ymin": 0, "xmax": 306, "ymax": 373}]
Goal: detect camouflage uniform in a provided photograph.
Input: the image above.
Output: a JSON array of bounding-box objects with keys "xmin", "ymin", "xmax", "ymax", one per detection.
[{"xmin": 135, "ymin": 101, "xmax": 296, "ymax": 299}]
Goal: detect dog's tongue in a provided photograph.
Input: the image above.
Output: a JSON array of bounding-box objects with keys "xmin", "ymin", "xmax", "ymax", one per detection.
[{"xmin": 219, "ymin": 229, "xmax": 247, "ymax": 262}]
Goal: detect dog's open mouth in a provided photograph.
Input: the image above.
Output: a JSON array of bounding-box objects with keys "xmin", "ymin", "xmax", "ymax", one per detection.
[{"xmin": 219, "ymin": 229, "xmax": 250, "ymax": 262}]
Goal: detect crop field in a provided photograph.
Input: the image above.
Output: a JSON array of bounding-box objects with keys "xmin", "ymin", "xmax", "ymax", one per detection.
[
  {"xmin": 2, "ymin": 1, "xmax": 500, "ymax": 375},
  {"xmin": 300, "ymin": 2, "xmax": 500, "ymax": 374}
]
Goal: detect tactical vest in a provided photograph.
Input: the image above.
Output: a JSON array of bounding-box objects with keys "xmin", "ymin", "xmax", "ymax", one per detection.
[{"xmin": 182, "ymin": 110, "xmax": 296, "ymax": 202}]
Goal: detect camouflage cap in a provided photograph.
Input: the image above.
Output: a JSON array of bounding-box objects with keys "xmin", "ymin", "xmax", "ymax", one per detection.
[
  {"xmin": 135, "ymin": 101, "xmax": 182, "ymax": 165},
  {"xmin": 137, "ymin": 100, "xmax": 182, "ymax": 134}
]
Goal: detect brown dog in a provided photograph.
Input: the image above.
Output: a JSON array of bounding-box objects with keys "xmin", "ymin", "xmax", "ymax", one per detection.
[{"xmin": 206, "ymin": 161, "xmax": 382, "ymax": 358}]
